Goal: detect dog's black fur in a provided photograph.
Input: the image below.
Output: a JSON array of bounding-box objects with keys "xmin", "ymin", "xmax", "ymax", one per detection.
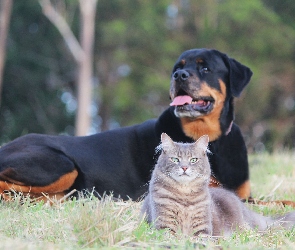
[{"xmin": 0, "ymin": 49, "xmax": 252, "ymax": 200}]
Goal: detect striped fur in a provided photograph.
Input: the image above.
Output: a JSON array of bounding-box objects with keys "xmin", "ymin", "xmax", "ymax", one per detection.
[
  {"xmin": 142, "ymin": 133, "xmax": 212, "ymax": 236},
  {"xmin": 141, "ymin": 133, "xmax": 295, "ymax": 237}
]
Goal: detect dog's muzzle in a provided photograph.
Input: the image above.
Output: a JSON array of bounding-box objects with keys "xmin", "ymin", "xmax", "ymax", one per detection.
[{"xmin": 172, "ymin": 97, "xmax": 214, "ymax": 118}]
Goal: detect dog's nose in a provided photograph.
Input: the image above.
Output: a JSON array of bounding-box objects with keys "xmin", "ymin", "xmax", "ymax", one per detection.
[{"xmin": 173, "ymin": 69, "xmax": 189, "ymax": 81}]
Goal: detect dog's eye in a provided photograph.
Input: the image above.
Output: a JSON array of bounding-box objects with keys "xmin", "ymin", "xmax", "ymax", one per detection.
[{"xmin": 200, "ymin": 67, "xmax": 210, "ymax": 74}]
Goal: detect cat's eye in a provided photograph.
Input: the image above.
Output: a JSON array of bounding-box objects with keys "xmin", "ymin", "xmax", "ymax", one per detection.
[
  {"xmin": 190, "ymin": 158, "xmax": 199, "ymax": 164},
  {"xmin": 170, "ymin": 157, "xmax": 180, "ymax": 163}
]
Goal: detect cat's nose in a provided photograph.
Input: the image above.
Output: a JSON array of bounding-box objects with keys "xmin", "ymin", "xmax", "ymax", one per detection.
[{"xmin": 182, "ymin": 166, "xmax": 188, "ymax": 172}]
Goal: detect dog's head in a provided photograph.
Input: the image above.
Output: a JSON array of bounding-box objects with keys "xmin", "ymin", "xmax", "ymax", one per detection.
[{"xmin": 169, "ymin": 48, "xmax": 252, "ymax": 141}]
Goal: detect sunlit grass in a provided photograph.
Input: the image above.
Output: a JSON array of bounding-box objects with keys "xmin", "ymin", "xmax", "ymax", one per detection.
[
  {"xmin": 249, "ymin": 151, "xmax": 295, "ymax": 201},
  {"xmin": 0, "ymin": 152, "xmax": 294, "ymax": 249}
]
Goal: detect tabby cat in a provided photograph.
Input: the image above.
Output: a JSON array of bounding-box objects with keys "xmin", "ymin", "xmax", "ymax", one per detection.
[{"xmin": 141, "ymin": 133, "xmax": 295, "ymax": 236}]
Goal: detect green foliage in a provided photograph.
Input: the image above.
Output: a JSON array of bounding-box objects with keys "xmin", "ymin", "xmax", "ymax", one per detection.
[
  {"xmin": 249, "ymin": 152, "xmax": 295, "ymax": 201},
  {"xmin": 1, "ymin": 0, "xmax": 75, "ymax": 142},
  {"xmin": 1, "ymin": 0, "xmax": 295, "ymax": 150}
]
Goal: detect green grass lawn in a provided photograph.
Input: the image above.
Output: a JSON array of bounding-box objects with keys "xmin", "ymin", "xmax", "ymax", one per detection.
[{"xmin": 0, "ymin": 152, "xmax": 295, "ymax": 249}]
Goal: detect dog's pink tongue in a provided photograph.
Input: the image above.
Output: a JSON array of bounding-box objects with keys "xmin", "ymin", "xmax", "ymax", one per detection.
[{"xmin": 170, "ymin": 95, "xmax": 193, "ymax": 106}]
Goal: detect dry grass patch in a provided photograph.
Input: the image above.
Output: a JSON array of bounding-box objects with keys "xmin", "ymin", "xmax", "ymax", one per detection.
[{"xmin": 0, "ymin": 152, "xmax": 294, "ymax": 249}]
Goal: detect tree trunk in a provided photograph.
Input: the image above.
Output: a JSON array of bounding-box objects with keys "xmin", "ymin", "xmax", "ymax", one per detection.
[
  {"xmin": 0, "ymin": 0, "xmax": 13, "ymax": 107},
  {"xmin": 39, "ymin": 0, "xmax": 97, "ymax": 136},
  {"xmin": 75, "ymin": 0, "xmax": 97, "ymax": 136}
]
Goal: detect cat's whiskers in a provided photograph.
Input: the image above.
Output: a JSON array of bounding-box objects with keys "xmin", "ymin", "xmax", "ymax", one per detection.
[
  {"xmin": 195, "ymin": 173, "xmax": 208, "ymax": 179},
  {"xmin": 151, "ymin": 169, "xmax": 174, "ymax": 184},
  {"xmin": 143, "ymin": 134, "xmax": 295, "ymax": 238}
]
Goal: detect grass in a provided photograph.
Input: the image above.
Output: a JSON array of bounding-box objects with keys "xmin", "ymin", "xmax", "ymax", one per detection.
[{"xmin": 0, "ymin": 151, "xmax": 295, "ymax": 249}]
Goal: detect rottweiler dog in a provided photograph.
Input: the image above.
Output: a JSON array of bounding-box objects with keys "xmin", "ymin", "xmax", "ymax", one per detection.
[{"xmin": 0, "ymin": 48, "xmax": 252, "ymax": 201}]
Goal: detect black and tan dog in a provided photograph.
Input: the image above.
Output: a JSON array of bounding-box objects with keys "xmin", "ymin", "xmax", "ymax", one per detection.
[{"xmin": 0, "ymin": 48, "xmax": 252, "ymax": 201}]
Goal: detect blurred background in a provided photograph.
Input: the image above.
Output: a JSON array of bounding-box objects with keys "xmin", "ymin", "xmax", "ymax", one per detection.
[{"xmin": 0, "ymin": 0, "xmax": 294, "ymax": 152}]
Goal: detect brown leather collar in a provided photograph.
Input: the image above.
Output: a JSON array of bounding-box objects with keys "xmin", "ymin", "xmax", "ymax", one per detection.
[{"xmin": 209, "ymin": 176, "xmax": 222, "ymax": 187}]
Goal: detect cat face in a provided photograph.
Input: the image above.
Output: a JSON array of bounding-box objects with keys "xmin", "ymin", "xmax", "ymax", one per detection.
[{"xmin": 158, "ymin": 133, "xmax": 210, "ymax": 184}]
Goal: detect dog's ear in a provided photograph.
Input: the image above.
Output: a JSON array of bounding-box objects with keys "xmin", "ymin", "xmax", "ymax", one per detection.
[{"xmin": 226, "ymin": 57, "xmax": 253, "ymax": 97}]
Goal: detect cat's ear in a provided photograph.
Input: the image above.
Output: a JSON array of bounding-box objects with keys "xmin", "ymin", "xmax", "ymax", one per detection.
[
  {"xmin": 161, "ymin": 133, "xmax": 175, "ymax": 152},
  {"xmin": 195, "ymin": 135, "xmax": 209, "ymax": 153}
]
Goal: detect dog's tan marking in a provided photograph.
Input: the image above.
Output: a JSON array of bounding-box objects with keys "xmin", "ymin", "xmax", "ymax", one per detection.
[
  {"xmin": 180, "ymin": 79, "xmax": 227, "ymax": 142},
  {"xmin": 196, "ymin": 58, "xmax": 203, "ymax": 63},
  {"xmin": 0, "ymin": 169, "xmax": 78, "ymax": 201},
  {"xmin": 235, "ymin": 180, "xmax": 251, "ymax": 199},
  {"xmin": 180, "ymin": 59, "xmax": 186, "ymax": 65},
  {"xmin": 210, "ymin": 177, "xmax": 251, "ymax": 200}
]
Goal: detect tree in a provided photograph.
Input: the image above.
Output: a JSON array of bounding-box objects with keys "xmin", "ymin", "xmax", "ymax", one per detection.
[
  {"xmin": 0, "ymin": 0, "xmax": 13, "ymax": 106},
  {"xmin": 39, "ymin": 0, "xmax": 97, "ymax": 136},
  {"xmin": 1, "ymin": 0, "xmax": 295, "ymax": 151},
  {"xmin": 94, "ymin": 0, "xmax": 174, "ymax": 130},
  {"xmin": 0, "ymin": 1, "xmax": 76, "ymax": 142}
]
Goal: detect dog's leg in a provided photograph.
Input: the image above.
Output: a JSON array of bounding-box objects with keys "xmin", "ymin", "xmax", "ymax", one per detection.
[
  {"xmin": 235, "ymin": 180, "xmax": 251, "ymax": 200},
  {"xmin": 0, "ymin": 169, "xmax": 78, "ymax": 202}
]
